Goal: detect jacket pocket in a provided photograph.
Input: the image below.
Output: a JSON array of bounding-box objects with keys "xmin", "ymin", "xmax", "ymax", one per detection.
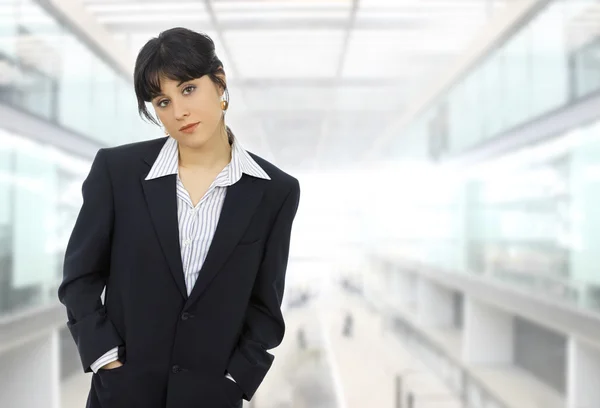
[{"xmin": 93, "ymin": 363, "xmax": 131, "ymax": 408}]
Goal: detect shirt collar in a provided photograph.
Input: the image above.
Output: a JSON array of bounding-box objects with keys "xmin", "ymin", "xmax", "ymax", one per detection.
[{"xmin": 145, "ymin": 135, "xmax": 270, "ymax": 184}]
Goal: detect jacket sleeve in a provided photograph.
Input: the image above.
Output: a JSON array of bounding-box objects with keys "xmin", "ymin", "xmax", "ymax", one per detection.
[
  {"xmin": 57, "ymin": 148, "xmax": 124, "ymax": 373},
  {"xmin": 226, "ymin": 178, "xmax": 301, "ymax": 400}
]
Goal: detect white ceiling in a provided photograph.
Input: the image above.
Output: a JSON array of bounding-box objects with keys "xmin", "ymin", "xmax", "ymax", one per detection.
[{"xmin": 81, "ymin": 0, "xmax": 508, "ymax": 170}]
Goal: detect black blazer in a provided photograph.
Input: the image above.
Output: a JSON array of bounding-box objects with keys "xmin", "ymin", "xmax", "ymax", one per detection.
[{"xmin": 57, "ymin": 137, "xmax": 300, "ymax": 408}]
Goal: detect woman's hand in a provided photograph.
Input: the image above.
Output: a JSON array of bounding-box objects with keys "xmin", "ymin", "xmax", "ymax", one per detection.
[{"xmin": 100, "ymin": 360, "xmax": 123, "ymax": 370}]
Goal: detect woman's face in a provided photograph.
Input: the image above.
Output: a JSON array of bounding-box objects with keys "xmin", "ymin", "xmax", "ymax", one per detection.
[{"xmin": 151, "ymin": 74, "xmax": 225, "ymax": 148}]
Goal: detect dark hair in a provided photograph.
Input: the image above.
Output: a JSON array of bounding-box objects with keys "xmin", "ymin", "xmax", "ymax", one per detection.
[{"xmin": 133, "ymin": 27, "xmax": 229, "ymax": 127}]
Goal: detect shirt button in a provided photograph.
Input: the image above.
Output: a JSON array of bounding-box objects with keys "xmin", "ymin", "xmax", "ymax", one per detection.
[
  {"xmin": 183, "ymin": 239, "xmax": 191, "ymax": 246},
  {"xmin": 172, "ymin": 365, "xmax": 181, "ymax": 373}
]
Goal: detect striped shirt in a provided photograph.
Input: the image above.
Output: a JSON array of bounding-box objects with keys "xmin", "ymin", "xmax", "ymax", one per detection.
[{"xmin": 90, "ymin": 135, "xmax": 270, "ymax": 373}]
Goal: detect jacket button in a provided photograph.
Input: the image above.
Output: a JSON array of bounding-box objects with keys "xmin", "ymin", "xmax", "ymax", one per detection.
[
  {"xmin": 181, "ymin": 312, "xmax": 189, "ymax": 320},
  {"xmin": 172, "ymin": 365, "xmax": 181, "ymax": 373}
]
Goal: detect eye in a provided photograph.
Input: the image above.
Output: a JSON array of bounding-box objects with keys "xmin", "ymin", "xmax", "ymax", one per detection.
[
  {"xmin": 155, "ymin": 85, "xmax": 195, "ymax": 108},
  {"xmin": 183, "ymin": 85, "xmax": 196, "ymax": 95}
]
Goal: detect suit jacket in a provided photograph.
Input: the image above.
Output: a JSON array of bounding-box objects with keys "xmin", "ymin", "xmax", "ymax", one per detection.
[{"xmin": 57, "ymin": 137, "xmax": 301, "ymax": 408}]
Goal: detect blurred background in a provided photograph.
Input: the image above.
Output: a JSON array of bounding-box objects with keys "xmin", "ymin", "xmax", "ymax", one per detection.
[{"xmin": 1, "ymin": 0, "xmax": 600, "ymax": 407}]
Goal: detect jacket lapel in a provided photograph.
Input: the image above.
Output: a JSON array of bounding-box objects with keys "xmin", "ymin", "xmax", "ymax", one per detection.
[
  {"xmin": 140, "ymin": 141, "xmax": 188, "ymax": 300},
  {"xmin": 184, "ymin": 175, "xmax": 265, "ymax": 310}
]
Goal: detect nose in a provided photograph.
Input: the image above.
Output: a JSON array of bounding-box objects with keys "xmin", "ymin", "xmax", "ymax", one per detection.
[{"xmin": 172, "ymin": 100, "xmax": 190, "ymax": 121}]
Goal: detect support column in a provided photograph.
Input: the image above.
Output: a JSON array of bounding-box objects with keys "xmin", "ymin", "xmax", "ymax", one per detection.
[
  {"xmin": 567, "ymin": 337, "xmax": 600, "ymax": 408},
  {"xmin": 462, "ymin": 297, "xmax": 513, "ymax": 364},
  {"xmin": 396, "ymin": 271, "xmax": 418, "ymax": 309},
  {"xmin": 416, "ymin": 278, "xmax": 454, "ymax": 328}
]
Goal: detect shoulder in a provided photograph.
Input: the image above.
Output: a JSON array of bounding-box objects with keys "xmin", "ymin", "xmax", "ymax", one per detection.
[
  {"xmin": 93, "ymin": 137, "xmax": 167, "ymax": 177},
  {"xmin": 248, "ymin": 152, "xmax": 301, "ymax": 219},
  {"xmin": 248, "ymin": 152, "xmax": 299, "ymax": 195}
]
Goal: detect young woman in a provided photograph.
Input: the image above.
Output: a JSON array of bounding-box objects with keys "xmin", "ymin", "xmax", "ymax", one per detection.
[{"xmin": 58, "ymin": 27, "xmax": 300, "ymax": 408}]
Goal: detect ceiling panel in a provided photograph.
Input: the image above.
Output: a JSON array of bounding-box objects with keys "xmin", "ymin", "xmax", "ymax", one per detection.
[
  {"xmin": 333, "ymin": 86, "xmax": 407, "ymax": 111},
  {"xmin": 216, "ymin": 10, "xmax": 351, "ymax": 21},
  {"xmin": 212, "ymin": 0, "xmax": 353, "ymax": 11},
  {"xmin": 230, "ymin": 83, "xmax": 409, "ymax": 115},
  {"xmin": 241, "ymin": 86, "xmax": 331, "ymax": 112},
  {"xmin": 342, "ymin": 28, "xmax": 476, "ymax": 78},
  {"xmin": 85, "ymin": 2, "xmax": 208, "ymax": 13},
  {"xmin": 358, "ymin": 0, "xmax": 505, "ymax": 9},
  {"xmin": 224, "ymin": 29, "xmax": 346, "ymax": 78},
  {"xmin": 84, "ymin": 1, "xmax": 210, "ymax": 24},
  {"xmin": 96, "ymin": 14, "xmax": 210, "ymax": 24}
]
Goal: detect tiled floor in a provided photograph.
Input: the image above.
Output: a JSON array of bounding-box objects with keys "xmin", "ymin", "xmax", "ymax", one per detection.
[{"xmin": 321, "ymin": 289, "xmax": 461, "ymax": 408}]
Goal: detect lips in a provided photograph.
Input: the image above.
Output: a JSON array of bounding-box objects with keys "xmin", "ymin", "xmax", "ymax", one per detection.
[{"xmin": 179, "ymin": 122, "xmax": 200, "ymax": 131}]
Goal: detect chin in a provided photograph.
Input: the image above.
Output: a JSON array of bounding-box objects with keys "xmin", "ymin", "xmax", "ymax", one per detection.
[{"xmin": 176, "ymin": 132, "xmax": 211, "ymax": 149}]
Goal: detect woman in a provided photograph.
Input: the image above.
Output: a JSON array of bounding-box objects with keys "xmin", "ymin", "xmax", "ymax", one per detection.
[{"xmin": 58, "ymin": 27, "xmax": 300, "ymax": 408}]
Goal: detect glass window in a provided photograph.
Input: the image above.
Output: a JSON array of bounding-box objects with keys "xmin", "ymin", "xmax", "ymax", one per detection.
[
  {"xmin": 18, "ymin": 64, "xmax": 53, "ymax": 119},
  {"xmin": 572, "ymin": 37, "xmax": 600, "ymax": 99},
  {"xmin": 0, "ymin": 129, "xmax": 90, "ymax": 318},
  {"xmin": 480, "ymin": 50, "xmax": 504, "ymax": 140},
  {"xmin": 447, "ymin": 81, "xmax": 467, "ymax": 154},
  {"xmin": 459, "ymin": 117, "xmax": 600, "ymax": 313},
  {"xmin": 114, "ymin": 77, "xmax": 131, "ymax": 145},
  {"xmin": 12, "ymin": 139, "xmax": 58, "ymax": 293},
  {"xmin": 462, "ymin": 68, "xmax": 483, "ymax": 149},
  {"xmin": 15, "ymin": 0, "xmax": 61, "ymax": 120},
  {"xmin": 564, "ymin": 0, "xmax": 600, "ymax": 99},
  {"xmin": 0, "ymin": 52, "xmax": 20, "ymax": 107},
  {"xmin": 501, "ymin": 22, "xmax": 531, "ymax": 129},
  {"xmin": 57, "ymin": 34, "xmax": 92, "ymax": 136},
  {"xmin": 90, "ymin": 56, "xmax": 117, "ymax": 144},
  {"xmin": 529, "ymin": 0, "xmax": 569, "ymax": 117},
  {"xmin": 568, "ymin": 120, "xmax": 600, "ymax": 310},
  {"xmin": 115, "ymin": 76, "xmax": 142, "ymax": 145},
  {"xmin": 0, "ymin": 0, "xmax": 17, "ymax": 58},
  {"xmin": 418, "ymin": 0, "xmax": 600, "ymax": 157},
  {"xmin": 465, "ymin": 156, "xmax": 571, "ymax": 299},
  {"xmin": 0, "ymin": 130, "xmax": 13, "ymax": 315}
]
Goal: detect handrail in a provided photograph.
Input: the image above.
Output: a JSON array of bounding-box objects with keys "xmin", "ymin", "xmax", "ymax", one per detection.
[
  {"xmin": 344, "ymin": 286, "xmax": 510, "ymax": 408},
  {"xmin": 388, "ymin": 310, "xmax": 510, "ymax": 408}
]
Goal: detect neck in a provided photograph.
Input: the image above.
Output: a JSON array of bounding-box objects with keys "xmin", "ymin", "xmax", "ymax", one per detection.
[{"xmin": 178, "ymin": 125, "xmax": 231, "ymax": 171}]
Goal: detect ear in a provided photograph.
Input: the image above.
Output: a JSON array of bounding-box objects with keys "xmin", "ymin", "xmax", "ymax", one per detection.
[{"xmin": 214, "ymin": 67, "xmax": 226, "ymax": 95}]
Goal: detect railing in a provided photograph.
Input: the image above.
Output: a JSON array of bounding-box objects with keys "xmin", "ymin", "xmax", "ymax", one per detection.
[
  {"xmin": 344, "ymin": 284, "xmax": 510, "ymax": 408},
  {"xmin": 389, "ymin": 313, "xmax": 508, "ymax": 408}
]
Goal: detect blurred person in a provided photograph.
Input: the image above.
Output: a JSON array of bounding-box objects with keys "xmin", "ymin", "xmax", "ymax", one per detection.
[
  {"xmin": 296, "ymin": 327, "xmax": 307, "ymax": 350},
  {"xmin": 342, "ymin": 312, "xmax": 353, "ymax": 338},
  {"xmin": 57, "ymin": 27, "xmax": 300, "ymax": 408}
]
